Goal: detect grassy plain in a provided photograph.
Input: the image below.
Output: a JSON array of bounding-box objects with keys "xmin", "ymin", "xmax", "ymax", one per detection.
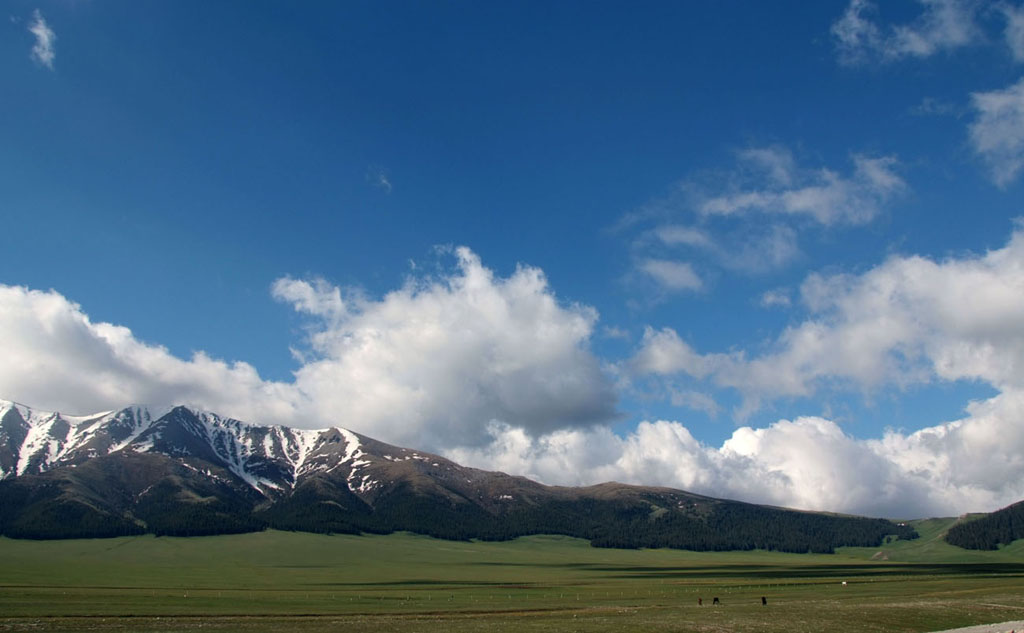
[{"xmin": 1, "ymin": 518, "xmax": 1023, "ymax": 632}]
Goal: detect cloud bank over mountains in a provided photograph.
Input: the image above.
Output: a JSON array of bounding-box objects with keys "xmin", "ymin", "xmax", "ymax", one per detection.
[{"xmin": 5, "ymin": 228, "xmax": 1024, "ymax": 518}]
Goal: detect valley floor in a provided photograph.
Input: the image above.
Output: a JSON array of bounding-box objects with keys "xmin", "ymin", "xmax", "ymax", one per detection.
[{"xmin": 1, "ymin": 521, "xmax": 1023, "ymax": 632}]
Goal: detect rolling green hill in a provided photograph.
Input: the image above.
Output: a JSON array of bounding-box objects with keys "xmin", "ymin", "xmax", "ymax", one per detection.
[
  {"xmin": 840, "ymin": 516, "xmax": 1024, "ymax": 562},
  {"xmin": 945, "ymin": 500, "xmax": 1024, "ymax": 550}
]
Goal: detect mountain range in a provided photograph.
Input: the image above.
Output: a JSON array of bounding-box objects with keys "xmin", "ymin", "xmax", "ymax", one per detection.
[{"xmin": 0, "ymin": 399, "xmax": 918, "ymax": 552}]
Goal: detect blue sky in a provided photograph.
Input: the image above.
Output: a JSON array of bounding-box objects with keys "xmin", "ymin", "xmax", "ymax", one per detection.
[{"xmin": 4, "ymin": 1, "xmax": 1024, "ymax": 517}]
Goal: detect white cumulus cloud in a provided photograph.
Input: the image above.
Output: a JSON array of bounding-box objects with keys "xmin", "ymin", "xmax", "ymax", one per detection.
[
  {"xmin": 631, "ymin": 223, "xmax": 1024, "ymax": 421},
  {"xmin": 274, "ymin": 247, "xmax": 618, "ymax": 447},
  {"xmin": 0, "ymin": 285, "xmax": 299, "ymax": 424},
  {"xmin": 271, "ymin": 276, "xmax": 348, "ymax": 320},
  {"xmin": 0, "ymin": 248, "xmax": 617, "ymax": 452}
]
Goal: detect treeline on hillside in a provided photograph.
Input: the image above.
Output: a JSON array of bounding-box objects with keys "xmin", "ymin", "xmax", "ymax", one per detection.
[
  {"xmin": 946, "ymin": 500, "xmax": 1024, "ymax": 550},
  {"xmin": 260, "ymin": 484, "xmax": 919, "ymax": 553},
  {"xmin": 0, "ymin": 480, "xmax": 144, "ymax": 539},
  {"xmin": 254, "ymin": 485, "xmax": 919, "ymax": 554},
  {"xmin": 581, "ymin": 503, "xmax": 919, "ymax": 554},
  {"xmin": 133, "ymin": 480, "xmax": 266, "ymax": 537},
  {"xmin": 0, "ymin": 475, "xmax": 918, "ymax": 553}
]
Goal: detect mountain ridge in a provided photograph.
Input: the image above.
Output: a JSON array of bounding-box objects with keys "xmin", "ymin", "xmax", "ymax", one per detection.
[{"xmin": 0, "ymin": 399, "xmax": 919, "ymax": 552}]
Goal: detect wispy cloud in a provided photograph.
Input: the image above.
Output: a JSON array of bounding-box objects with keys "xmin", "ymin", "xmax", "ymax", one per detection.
[
  {"xmin": 1003, "ymin": 2, "xmax": 1024, "ymax": 62},
  {"xmin": 759, "ymin": 288, "xmax": 792, "ymax": 308},
  {"xmin": 621, "ymin": 147, "xmax": 902, "ymax": 295},
  {"xmin": 650, "ymin": 223, "xmax": 800, "ymax": 275},
  {"xmin": 367, "ymin": 165, "xmax": 392, "ymax": 193},
  {"xmin": 668, "ymin": 388, "xmax": 720, "ymax": 418},
  {"xmin": 831, "ymin": 0, "xmax": 884, "ymax": 65},
  {"xmin": 910, "ymin": 96, "xmax": 961, "ymax": 117},
  {"xmin": 638, "ymin": 258, "xmax": 703, "ymax": 292},
  {"xmin": 969, "ymin": 77, "xmax": 1024, "ymax": 187},
  {"xmin": 602, "ymin": 326, "xmax": 631, "ymax": 341},
  {"xmin": 28, "ymin": 9, "xmax": 55, "ymax": 70},
  {"xmin": 832, "ymin": 0, "xmax": 982, "ymax": 66},
  {"xmin": 696, "ymin": 148, "xmax": 905, "ymax": 226},
  {"xmin": 653, "ymin": 225, "xmax": 715, "ymax": 249},
  {"xmin": 727, "ymin": 224, "xmax": 801, "ymax": 273}
]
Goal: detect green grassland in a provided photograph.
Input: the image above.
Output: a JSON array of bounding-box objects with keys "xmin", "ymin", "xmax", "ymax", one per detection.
[{"xmin": 1, "ymin": 518, "xmax": 1023, "ymax": 632}]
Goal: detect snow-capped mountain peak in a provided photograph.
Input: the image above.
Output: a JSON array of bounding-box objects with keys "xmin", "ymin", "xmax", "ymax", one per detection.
[{"xmin": 0, "ymin": 399, "xmax": 363, "ymax": 496}]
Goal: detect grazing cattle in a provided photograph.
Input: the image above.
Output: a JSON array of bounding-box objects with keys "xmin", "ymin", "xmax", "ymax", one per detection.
[
  {"xmin": 698, "ymin": 598, "xmax": 702, "ymax": 606},
  {"xmin": 761, "ymin": 596, "xmax": 767, "ymax": 606},
  {"xmin": 712, "ymin": 597, "xmax": 720, "ymax": 605}
]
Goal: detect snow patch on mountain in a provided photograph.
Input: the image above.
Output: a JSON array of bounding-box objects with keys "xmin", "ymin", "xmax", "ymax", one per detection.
[
  {"xmin": 336, "ymin": 427, "xmax": 372, "ymax": 492},
  {"xmin": 337, "ymin": 427, "xmax": 362, "ymax": 463},
  {"xmin": 111, "ymin": 406, "xmax": 174, "ymax": 451},
  {"xmin": 15, "ymin": 413, "xmax": 61, "ymax": 476},
  {"xmin": 8, "ymin": 403, "xmax": 163, "ymax": 476},
  {"xmin": 285, "ymin": 426, "xmax": 322, "ymax": 480}
]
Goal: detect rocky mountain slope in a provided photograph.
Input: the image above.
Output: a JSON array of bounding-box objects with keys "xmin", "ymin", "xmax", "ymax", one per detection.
[{"xmin": 0, "ymin": 399, "xmax": 918, "ymax": 551}]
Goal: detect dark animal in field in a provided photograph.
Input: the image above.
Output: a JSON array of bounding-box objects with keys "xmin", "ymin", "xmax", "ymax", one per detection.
[
  {"xmin": 713, "ymin": 597, "xmax": 720, "ymax": 605},
  {"xmin": 761, "ymin": 596, "xmax": 767, "ymax": 605}
]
